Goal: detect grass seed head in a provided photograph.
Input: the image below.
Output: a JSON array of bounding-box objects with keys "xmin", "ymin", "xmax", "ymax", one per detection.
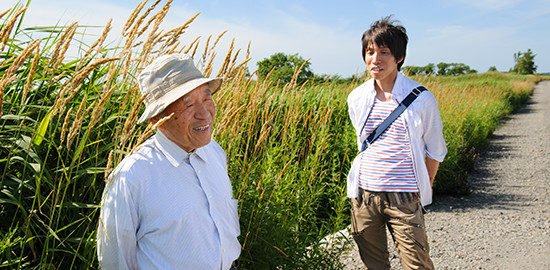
[{"xmin": 0, "ymin": 7, "xmax": 27, "ymax": 51}]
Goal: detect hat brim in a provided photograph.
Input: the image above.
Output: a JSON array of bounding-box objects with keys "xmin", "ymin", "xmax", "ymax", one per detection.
[{"xmin": 137, "ymin": 77, "xmax": 222, "ymax": 124}]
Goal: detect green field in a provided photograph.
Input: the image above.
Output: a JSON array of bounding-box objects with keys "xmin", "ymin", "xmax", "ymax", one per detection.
[{"xmin": 1, "ymin": 2, "xmax": 547, "ymax": 269}]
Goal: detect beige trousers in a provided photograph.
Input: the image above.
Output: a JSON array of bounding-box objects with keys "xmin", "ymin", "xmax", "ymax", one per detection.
[{"xmin": 350, "ymin": 189, "xmax": 434, "ymax": 270}]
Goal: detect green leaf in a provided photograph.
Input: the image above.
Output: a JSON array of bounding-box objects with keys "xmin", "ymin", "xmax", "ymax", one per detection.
[
  {"xmin": 32, "ymin": 211, "xmax": 64, "ymax": 246},
  {"xmin": 82, "ymin": 167, "xmax": 106, "ymax": 175},
  {"xmin": 57, "ymin": 202, "xmax": 99, "ymax": 209},
  {"xmin": 33, "ymin": 109, "xmax": 53, "ymax": 146},
  {"xmin": 71, "ymin": 128, "xmax": 91, "ymax": 167},
  {"xmin": 0, "ymin": 114, "xmax": 36, "ymax": 122}
]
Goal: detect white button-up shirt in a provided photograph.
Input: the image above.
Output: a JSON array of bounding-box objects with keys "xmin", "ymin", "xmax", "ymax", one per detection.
[
  {"xmin": 347, "ymin": 72, "xmax": 447, "ymax": 206},
  {"xmin": 97, "ymin": 131, "xmax": 240, "ymax": 270}
]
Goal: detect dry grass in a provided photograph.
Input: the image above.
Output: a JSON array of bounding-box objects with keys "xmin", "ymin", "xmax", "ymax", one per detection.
[{"xmin": 0, "ymin": 6, "xmax": 26, "ymax": 50}]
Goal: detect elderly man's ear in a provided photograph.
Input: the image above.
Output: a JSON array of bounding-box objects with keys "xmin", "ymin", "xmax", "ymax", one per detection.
[
  {"xmin": 151, "ymin": 116, "xmax": 159, "ymax": 124},
  {"xmin": 150, "ymin": 112, "xmax": 174, "ymax": 127}
]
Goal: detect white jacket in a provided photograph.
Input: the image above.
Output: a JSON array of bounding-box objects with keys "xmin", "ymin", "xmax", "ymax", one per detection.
[{"xmin": 347, "ymin": 72, "xmax": 447, "ymax": 206}]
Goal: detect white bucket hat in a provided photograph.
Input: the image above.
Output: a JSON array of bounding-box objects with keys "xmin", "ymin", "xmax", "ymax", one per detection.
[{"xmin": 137, "ymin": 54, "xmax": 222, "ymax": 124}]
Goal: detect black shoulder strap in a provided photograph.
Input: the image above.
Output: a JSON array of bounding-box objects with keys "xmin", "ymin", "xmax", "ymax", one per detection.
[{"xmin": 361, "ymin": 86, "xmax": 427, "ymax": 152}]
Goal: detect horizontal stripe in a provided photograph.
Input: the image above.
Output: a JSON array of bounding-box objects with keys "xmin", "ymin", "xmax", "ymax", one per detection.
[
  {"xmin": 360, "ymin": 170, "xmax": 415, "ymax": 175},
  {"xmin": 359, "ymin": 98, "xmax": 417, "ymax": 192},
  {"xmin": 358, "ymin": 184, "xmax": 419, "ymax": 192}
]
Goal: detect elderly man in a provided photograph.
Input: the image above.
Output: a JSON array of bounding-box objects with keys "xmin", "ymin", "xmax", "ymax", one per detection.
[{"xmin": 97, "ymin": 54, "xmax": 241, "ymax": 270}]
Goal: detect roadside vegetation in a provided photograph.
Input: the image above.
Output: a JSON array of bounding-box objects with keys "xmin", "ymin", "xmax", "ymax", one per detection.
[{"xmin": 1, "ymin": 1, "xmax": 548, "ymax": 269}]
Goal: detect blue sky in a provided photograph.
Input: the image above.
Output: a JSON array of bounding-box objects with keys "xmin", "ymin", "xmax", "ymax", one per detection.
[{"xmin": 2, "ymin": 0, "xmax": 549, "ymax": 76}]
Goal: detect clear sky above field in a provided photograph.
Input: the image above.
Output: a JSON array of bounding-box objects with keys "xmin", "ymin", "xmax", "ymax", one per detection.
[{"xmin": 2, "ymin": 0, "xmax": 549, "ymax": 76}]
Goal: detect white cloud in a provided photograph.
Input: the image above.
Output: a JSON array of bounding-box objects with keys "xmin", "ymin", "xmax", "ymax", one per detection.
[
  {"xmin": 5, "ymin": 0, "xmax": 545, "ymax": 75},
  {"xmin": 161, "ymin": 4, "xmax": 364, "ymax": 76}
]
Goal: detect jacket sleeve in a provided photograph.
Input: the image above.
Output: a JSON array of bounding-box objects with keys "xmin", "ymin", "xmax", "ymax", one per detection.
[{"xmin": 422, "ymin": 93, "xmax": 447, "ymax": 162}]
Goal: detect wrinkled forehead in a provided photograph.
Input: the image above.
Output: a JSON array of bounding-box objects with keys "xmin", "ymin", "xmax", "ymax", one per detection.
[{"xmin": 180, "ymin": 84, "xmax": 213, "ymax": 103}]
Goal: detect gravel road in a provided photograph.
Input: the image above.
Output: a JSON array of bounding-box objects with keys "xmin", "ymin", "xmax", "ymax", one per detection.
[{"xmin": 338, "ymin": 80, "xmax": 550, "ymax": 269}]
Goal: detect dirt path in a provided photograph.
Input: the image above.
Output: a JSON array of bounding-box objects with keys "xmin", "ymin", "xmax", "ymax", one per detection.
[{"xmin": 340, "ymin": 81, "xmax": 550, "ymax": 269}]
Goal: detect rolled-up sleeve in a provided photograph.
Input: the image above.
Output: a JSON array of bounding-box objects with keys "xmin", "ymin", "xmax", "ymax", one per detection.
[{"xmin": 422, "ymin": 94, "xmax": 447, "ymax": 162}]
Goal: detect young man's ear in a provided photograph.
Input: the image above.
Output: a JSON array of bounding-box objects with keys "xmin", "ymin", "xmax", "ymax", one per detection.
[{"xmin": 396, "ymin": 56, "xmax": 404, "ymax": 64}]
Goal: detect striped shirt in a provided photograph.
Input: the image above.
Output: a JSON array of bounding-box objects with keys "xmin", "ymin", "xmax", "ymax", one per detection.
[{"xmin": 358, "ymin": 98, "xmax": 418, "ymax": 192}]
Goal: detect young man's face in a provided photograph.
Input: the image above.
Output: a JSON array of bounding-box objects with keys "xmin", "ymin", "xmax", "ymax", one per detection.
[
  {"xmin": 155, "ymin": 84, "xmax": 216, "ymax": 152},
  {"xmin": 365, "ymin": 42, "xmax": 403, "ymax": 85}
]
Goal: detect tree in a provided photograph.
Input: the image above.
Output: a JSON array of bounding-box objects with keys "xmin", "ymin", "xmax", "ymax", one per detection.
[
  {"xmin": 402, "ymin": 66, "xmax": 418, "ymax": 75},
  {"xmin": 437, "ymin": 62, "xmax": 451, "ymax": 75},
  {"xmin": 257, "ymin": 52, "xmax": 314, "ymax": 84},
  {"xmin": 436, "ymin": 62, "xmax": 476, "ymax": 76},
  {"xmin": 488, "ymin": 66, "xmax": 498, "ymax": 72},
  {"xmin": 512, "ymin": 49, "xmax": 537, "ymax": 74},
  {"xmin": 402, "ymin": 63, "xmax": 435, "ymax": 76},
  {"xmin": 448, "ymin": 63, "xmax": 476, "ymax": 76},
  {"xmin": 400, "ymin": 62, "xmax": 476, "ymax": 76},
  {"xmin": 424, "ymin": 63, "xmax": 436, "ymax": 75}
]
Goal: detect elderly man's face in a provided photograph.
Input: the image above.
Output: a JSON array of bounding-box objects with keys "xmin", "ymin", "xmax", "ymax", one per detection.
[{"xmin": 155, "ymin": 84, "xmax": 216, "ymax": 152}]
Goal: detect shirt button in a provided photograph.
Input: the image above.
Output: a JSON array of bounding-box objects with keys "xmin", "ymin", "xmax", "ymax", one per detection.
[
  {"xmin": 223, "ymin": 249, "xmax": 226, "ymax": 253},
  {"xmin": 216, "ymin": 221, "xmax": 220, "ymax": 225}
]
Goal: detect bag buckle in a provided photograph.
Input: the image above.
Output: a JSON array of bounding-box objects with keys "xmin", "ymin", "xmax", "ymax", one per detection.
[{"xmin": 412, "ymin": 87, "xmax": 423, "ymax": 97}]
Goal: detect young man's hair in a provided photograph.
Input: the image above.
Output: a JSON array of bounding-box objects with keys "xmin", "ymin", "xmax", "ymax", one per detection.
[{"xmin": 362, "ymin": 15, "xmax": 408, "ymax": 71}]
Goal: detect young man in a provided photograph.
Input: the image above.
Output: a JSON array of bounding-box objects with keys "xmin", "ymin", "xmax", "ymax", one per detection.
[
  {"xmin": 347, "ymin": 16, "xmax": 447, "ymax": 269},
  {"xmin": 97, "ymin": 54, "xmax": 240, "ymax": 270}
]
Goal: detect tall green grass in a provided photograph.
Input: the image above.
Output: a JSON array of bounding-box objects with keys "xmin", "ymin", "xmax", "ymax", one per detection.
[
  {"xmin": 214, "ymin": 73, "xmax": 357, "ymax": 268},
  {"xmin": 0, "ymin": 1, "xmax": 249, "ymax": 268},
  {"xmin": 1, "ymin": 1, "xmax": 547, "ymax": 269}
]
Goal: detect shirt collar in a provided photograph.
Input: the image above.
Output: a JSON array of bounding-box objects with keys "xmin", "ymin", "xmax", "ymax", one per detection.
[
  {"xmin": 391, "ymin": 72, "xmax": 408, "ymax": 101},
  {"xmin": 367, "ymin": 72, "xmax": 407, "ymax": 101},
  {"xmin": 154, "ymin": 130, "xmax": 209, "ymax": 167}
]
